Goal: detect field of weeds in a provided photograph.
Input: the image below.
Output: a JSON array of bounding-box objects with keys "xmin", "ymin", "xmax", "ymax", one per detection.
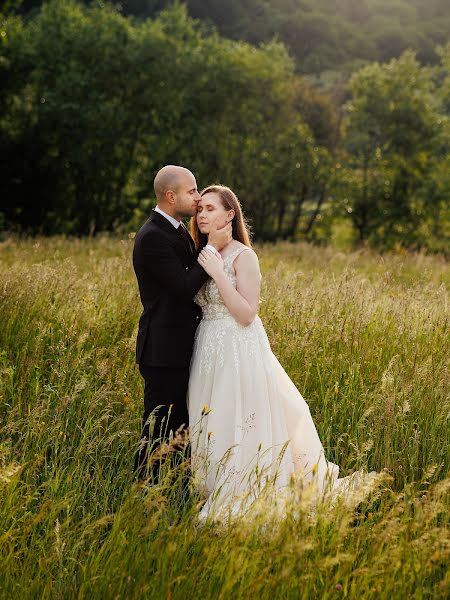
[{"xmin": 0, "ymin": 236, "xmax": 449, "ymax": 599}]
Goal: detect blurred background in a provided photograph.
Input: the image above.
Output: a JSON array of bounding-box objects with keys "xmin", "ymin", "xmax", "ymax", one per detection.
[{"xmin": 1, "ymin": 0, "xmax": 449, "ymax": 251}]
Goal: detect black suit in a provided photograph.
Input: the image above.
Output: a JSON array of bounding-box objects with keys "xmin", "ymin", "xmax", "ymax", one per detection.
[{"xmin": 132, "ymin": 210, "xmax": 209, "ymax": 479}]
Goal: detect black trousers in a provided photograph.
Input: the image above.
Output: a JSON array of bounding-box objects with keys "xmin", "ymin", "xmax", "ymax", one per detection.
[{"xmin": 133, "ymin": 365, "xmax": 190, "ymax": 481}]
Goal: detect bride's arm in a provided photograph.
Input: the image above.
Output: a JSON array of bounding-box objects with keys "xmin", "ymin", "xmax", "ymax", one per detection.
[{"xmin": 197, "ymin": 249, "xmax": 261, "ymax": 326}]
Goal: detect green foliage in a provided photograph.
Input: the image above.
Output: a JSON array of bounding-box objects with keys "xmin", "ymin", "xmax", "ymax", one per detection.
[
  {"xmin": 0, "ymin": 0, "xmax": 23, "ymax": 15},
  {"xmin": 17, "ymin": 1, "xmax": 450, "ymax": 73},
  {"xmin": 341, "ymin": 49, "xmax": 449, "ymax": 249},
  {"xmin": 0, "ymin": 0, "xmax": 336, "ymax": 238},
  {"xmin": 0, "ymin": 238, "xmax": 449, "ymax": 598},
  {"xmin": 116, "ymin": 0, "xmax": 450, "ymax": 74},
  {"xmin": 0, "ymin": 1, "xmax": 448, "ymax": 249}
]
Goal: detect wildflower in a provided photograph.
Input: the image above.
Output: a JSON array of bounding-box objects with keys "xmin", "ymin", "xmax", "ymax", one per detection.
[
  {"xmin": 335, "ymin": 584, "xmax": 343, "ymax": 591},
  {"xmin": 207, "ymin": 431, "xmax": 213, "ymax": 441},
  {"xmin": 201, "ymin": 404, "xmax": 209, "ymax": 415},
  {"xmin": 312, "ymin": 463, "xmax": 318, "ymax": 475}
]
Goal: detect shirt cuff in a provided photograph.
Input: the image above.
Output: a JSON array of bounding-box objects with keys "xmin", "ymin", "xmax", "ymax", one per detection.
[{"xmin": 204, "ymin": 244, "xmax": 220, "ymax": 256}]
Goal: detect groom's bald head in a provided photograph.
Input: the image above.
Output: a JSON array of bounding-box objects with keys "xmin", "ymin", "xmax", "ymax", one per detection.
[
  {"xmin": 153, "ymin": 165, "xmax": 200, "ymax": 219},
  {"xmin": 154, "ymin": 165, "xmax": 194, "ymax": 202}
]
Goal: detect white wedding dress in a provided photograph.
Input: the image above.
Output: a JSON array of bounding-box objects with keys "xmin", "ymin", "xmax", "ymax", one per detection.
[{"xmin": 188, "ymin": 244, "xmax": 375, "ymax": 521}]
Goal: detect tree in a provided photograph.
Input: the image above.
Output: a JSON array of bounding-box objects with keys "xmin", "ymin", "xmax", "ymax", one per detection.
[
  {"xmin": 1, "ymin": 1, "xmax": 333, "ymax": 239},
  {"xmin": 342, "ymin": 50, "xmax": 443, "ymax": 247},
  {"xmin": 0, "ymin": 1, "xmax": 192, "ymax": 232},
  {"xmin": 17, "ymin": 0, "xmax": 450, "ymax": 74}
]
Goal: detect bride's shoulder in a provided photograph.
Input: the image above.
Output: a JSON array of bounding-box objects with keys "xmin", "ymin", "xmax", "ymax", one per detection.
[
  {"xmin": 232, "ymin": 241, "xmax": 256, "ymax": 256},
  {"xmin": 233, "ymin": 243, "xmax": 259, "ymax": 268}
]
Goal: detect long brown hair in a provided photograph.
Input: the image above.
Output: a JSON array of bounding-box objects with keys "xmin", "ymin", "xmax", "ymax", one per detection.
[{"xmin": 190, "ymin": 185, "xmax": 252, "ymax": 250}]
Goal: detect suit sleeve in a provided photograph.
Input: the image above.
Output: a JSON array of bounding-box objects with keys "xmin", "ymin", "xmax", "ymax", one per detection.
[{"xmin": 139, "ymin": 230, "xmax": 209, "ymax": 300}]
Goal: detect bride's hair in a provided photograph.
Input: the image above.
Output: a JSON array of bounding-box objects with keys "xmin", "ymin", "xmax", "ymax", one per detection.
[{"xmin": 190, "ymin": 185, "xmax": 252, "ymax": 250}]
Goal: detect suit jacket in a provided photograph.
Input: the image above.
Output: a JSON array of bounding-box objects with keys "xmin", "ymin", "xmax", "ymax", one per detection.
[{"xmin": 132, "ymin": 210, "xmax": 209, "ymax": 368}]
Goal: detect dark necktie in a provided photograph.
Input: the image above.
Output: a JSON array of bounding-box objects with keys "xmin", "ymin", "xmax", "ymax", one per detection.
[{"xmin": 178, "ymin": 223, "xmax": 194, "ymax": 255}]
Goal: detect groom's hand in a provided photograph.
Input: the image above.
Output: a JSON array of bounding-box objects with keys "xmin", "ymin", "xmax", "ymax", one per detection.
[{"xmin": 207, "ymin": 221, "xmax": 232, "ymax": 251}]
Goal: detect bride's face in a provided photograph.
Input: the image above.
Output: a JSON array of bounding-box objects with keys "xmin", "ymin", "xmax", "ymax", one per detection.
[{"xmin": 196, "ymin": 193, "xmax": 233, "ymax": 234}]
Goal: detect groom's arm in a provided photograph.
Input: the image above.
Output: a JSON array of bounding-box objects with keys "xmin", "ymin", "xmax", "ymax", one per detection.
[{"xmin": 139, "ymin": 231, "xmax": 209, "ymax": 300}]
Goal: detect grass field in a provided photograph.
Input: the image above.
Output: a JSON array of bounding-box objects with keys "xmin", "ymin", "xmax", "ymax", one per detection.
[{"xmin": 0, "ymin": 236, "xmax": 449, "ymax": 599}]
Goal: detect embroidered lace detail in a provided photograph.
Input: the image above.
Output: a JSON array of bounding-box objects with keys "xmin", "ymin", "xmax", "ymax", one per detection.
[
  {"xmin": 194, "ymin": 245, "xmax": 251, "ymax": 321},
  {"xmin": 238, "ymin": 412, "xmax": 256, "ymax": 434},
  {"xmin": 192, "ymin": 244, "xmax": 269, "ymax": 376},
  {"xmin": 194, "ymin": 315, "xmax": 269, "ymax": 377}
]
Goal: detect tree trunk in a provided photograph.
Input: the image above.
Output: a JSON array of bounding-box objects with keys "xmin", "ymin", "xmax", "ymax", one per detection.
[
  {"xmin": 302, "ymin": 185, "xmax": 327, "ymax": 234},
  {"xmin": 276, "ymin": 196, "xmax": 288, "ymax": 237},
  {"xmin": 285, "ymin": 182, "xmax": 308, "ymax": 240},
  {"xmin": 353, "ymin": 157, "xmax": 369, "ymax": 242}
]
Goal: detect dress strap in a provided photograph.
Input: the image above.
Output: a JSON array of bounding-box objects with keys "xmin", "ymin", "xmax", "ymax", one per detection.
[{"xmin": 224, "ymin": 245, "xmax": 251, "ymax": 265}]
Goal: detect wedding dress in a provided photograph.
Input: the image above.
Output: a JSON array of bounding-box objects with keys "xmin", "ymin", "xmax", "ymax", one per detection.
[{"xmin": 188, "ymin": 245, "xmax": 376, "ymax": 521}]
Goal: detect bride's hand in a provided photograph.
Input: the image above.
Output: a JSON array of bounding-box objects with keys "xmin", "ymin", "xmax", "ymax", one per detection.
[{"xmin": 198, "ymin": 249, "xmax": 224, "ymax": 279}]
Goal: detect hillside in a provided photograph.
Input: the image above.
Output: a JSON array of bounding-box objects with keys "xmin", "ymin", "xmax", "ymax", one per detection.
[{"xmin": 14, "ymin": 1, "xmax": 450, "ymax": 73}]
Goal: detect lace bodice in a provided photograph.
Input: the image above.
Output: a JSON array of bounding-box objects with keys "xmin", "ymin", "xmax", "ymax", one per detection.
[{"xmin": 194, "ymin": 245, "xmax": 251, "ymax": 320}]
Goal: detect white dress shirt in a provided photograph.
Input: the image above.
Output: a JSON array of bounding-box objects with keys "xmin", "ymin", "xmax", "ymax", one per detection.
[
  {"xmin": 154, "ymin": 205, "xmax": 181, "ymax": 229},
  {"xmin": 154, "ymin": 206, "xmax": 219, "ymax": 255}
]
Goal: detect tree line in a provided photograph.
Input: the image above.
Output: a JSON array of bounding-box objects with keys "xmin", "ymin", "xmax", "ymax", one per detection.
[
  {"xmin": 0, "ymin": 0, "xmax": 449, "ymax": 250},
  {"xmin": 16, "ymin": 0, "xmax": 450, "ymax": 74}
]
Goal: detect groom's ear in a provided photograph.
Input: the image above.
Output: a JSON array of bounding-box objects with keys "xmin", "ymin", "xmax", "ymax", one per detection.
[{"xmin": 166, "ymin": 189, "xmax": 176, "ymax": 205}]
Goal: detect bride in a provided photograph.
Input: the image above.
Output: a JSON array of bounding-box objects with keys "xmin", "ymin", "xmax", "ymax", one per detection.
[{"xmin": 188, "ymin": 185, "xmax": 375, "ymax": 521}]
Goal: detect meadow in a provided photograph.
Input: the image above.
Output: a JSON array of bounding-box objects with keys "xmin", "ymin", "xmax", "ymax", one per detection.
[{"xmin": 0, "ymin": 236, "xmax": 449, "ymax": 599}]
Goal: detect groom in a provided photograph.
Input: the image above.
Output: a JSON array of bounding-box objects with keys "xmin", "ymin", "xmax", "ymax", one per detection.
[{"xmin": 132, "ymin": 165, "xmax": 231, "ymax": 480}]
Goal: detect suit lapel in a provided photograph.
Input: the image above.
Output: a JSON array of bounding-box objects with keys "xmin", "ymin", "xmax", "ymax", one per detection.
[
  {"xmin": 180, "ymin": 222, "xmax": 196, "ymax": 256},
  {"xmin": 149, "ymin": 210, "xmax": 194, "ymax": 260},
  {"xmin": 149, "ymin": 209, "xmax": 178, "ymax": 234}
]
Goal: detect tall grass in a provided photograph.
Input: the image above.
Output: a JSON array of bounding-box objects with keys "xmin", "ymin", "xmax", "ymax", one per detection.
[{"xmin": 0, "ymin": 236, "xmax": 449, "ymax": 599}]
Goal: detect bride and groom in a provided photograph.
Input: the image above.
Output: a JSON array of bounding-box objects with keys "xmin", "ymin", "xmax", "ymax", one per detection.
[{"xmin": 132, "ymin": 165, "xmax": 375, "ymax": 520}]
